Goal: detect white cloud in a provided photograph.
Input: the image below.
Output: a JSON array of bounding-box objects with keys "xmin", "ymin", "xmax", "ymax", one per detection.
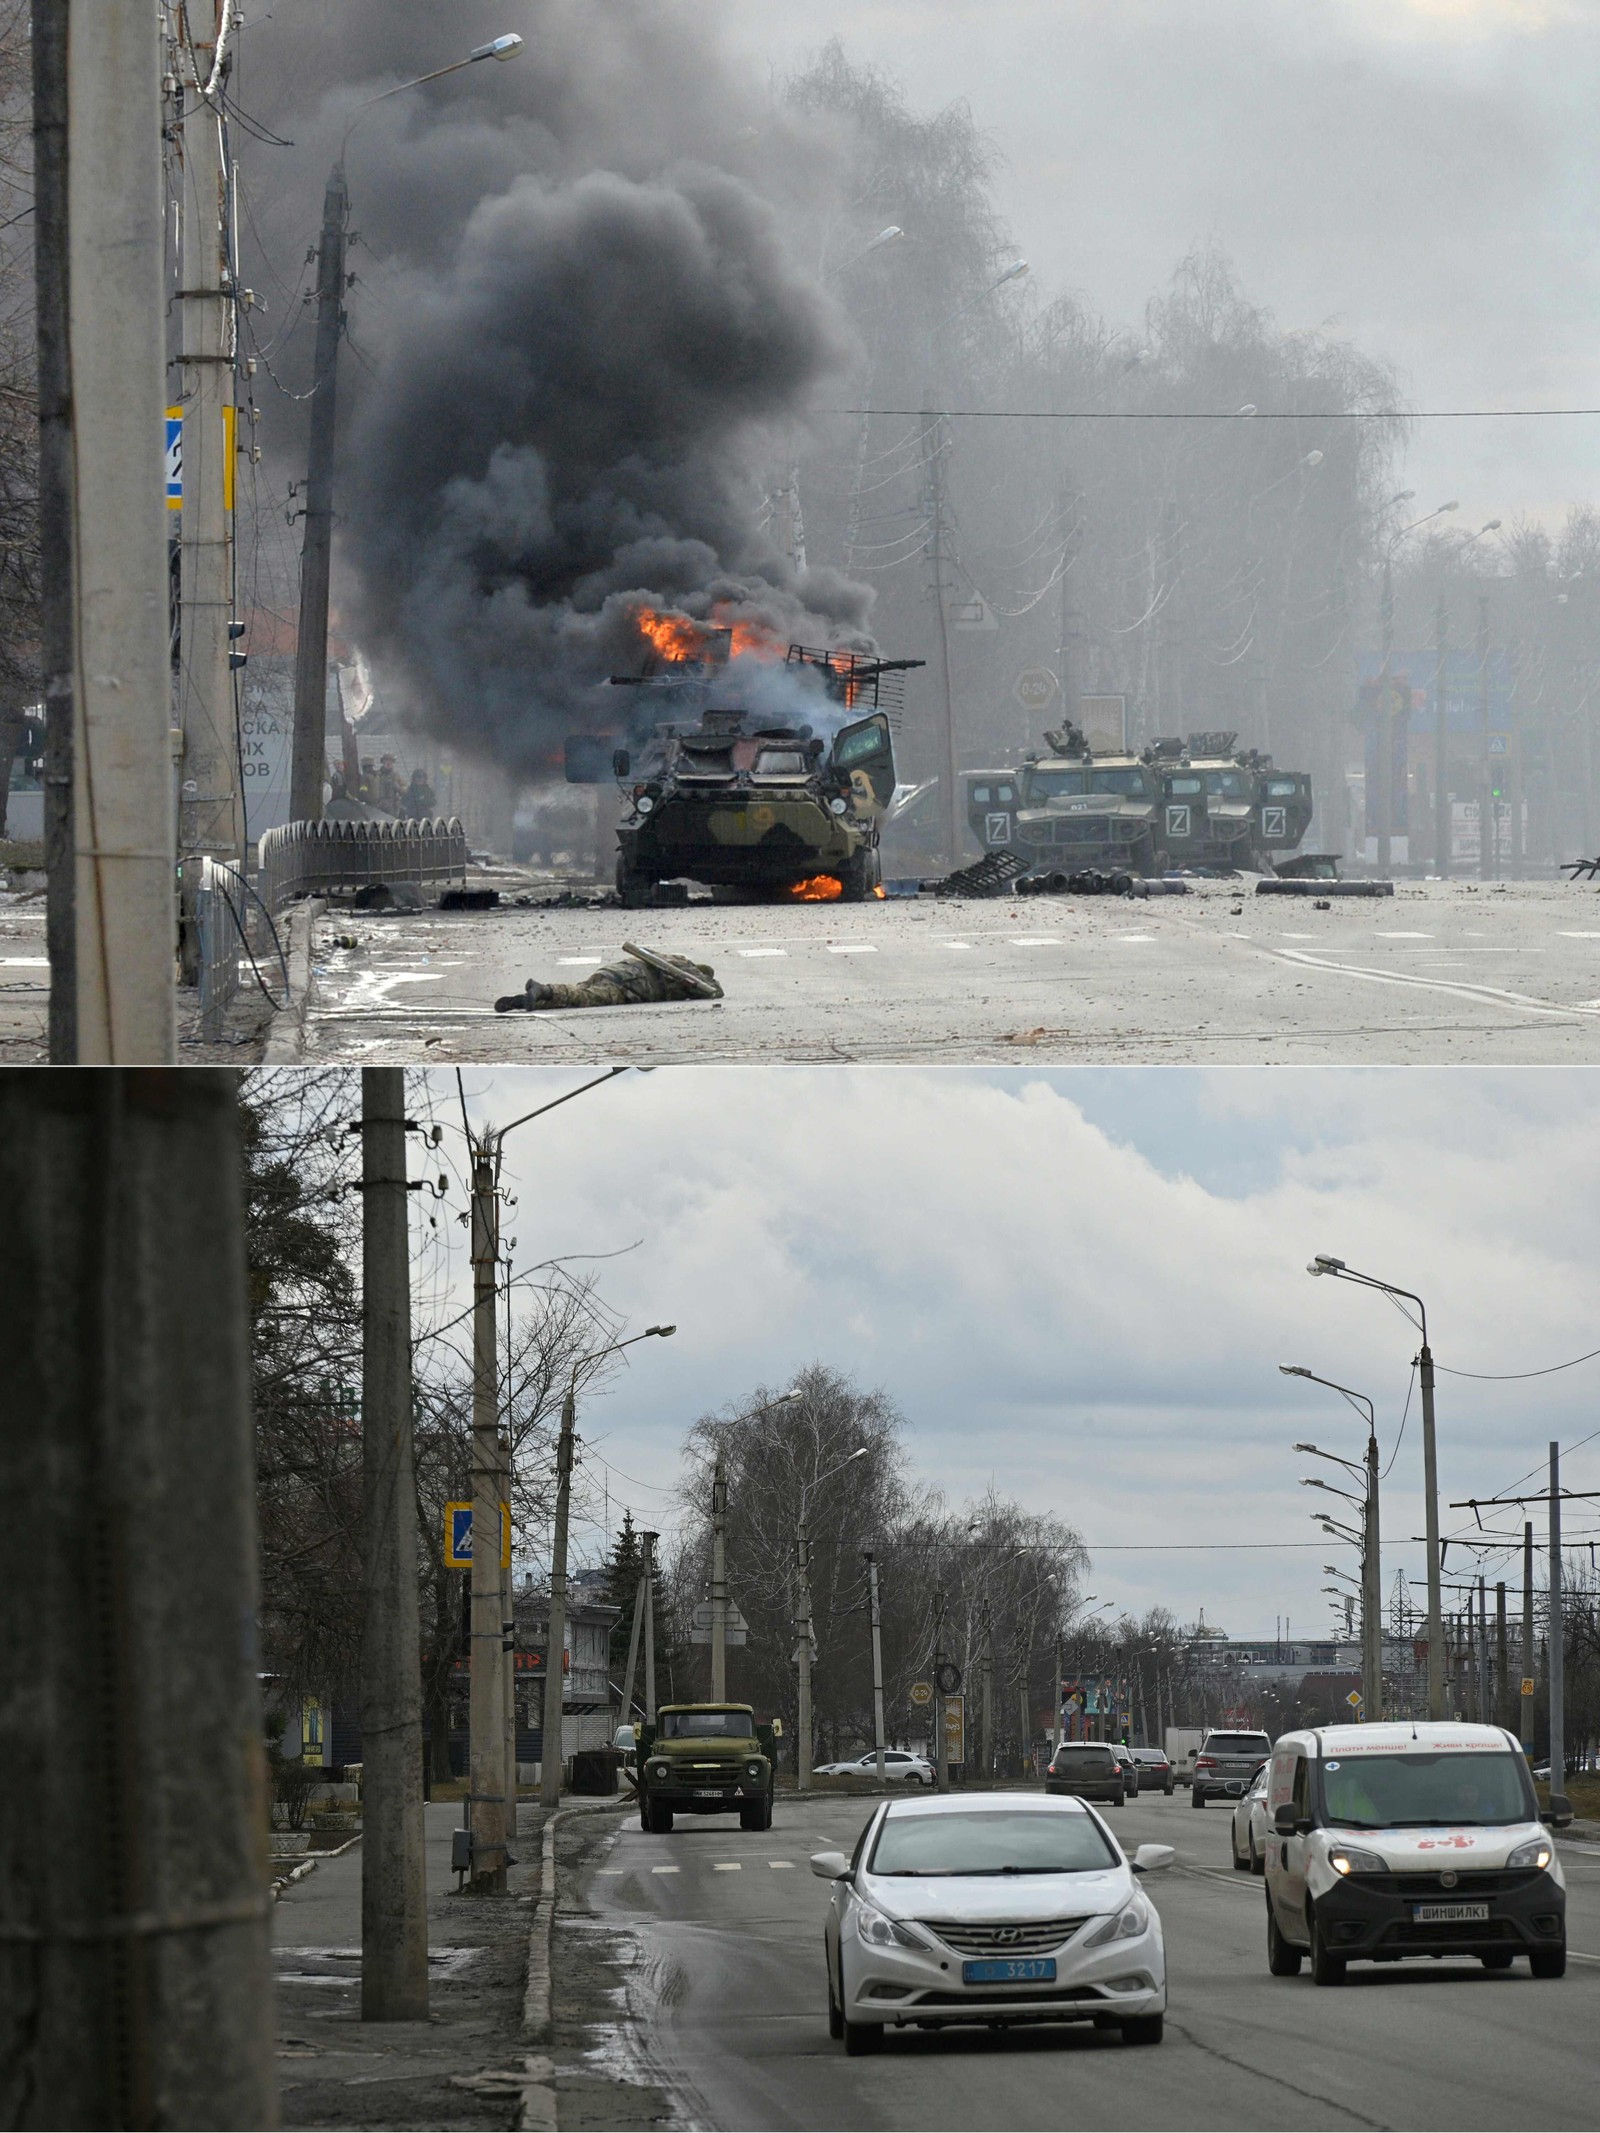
[{"xmin": 464, "ymin": 1065, "xmax": 1600, "ymax": 1633}]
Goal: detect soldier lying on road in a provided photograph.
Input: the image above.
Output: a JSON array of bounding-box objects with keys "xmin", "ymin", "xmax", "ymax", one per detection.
[{"xmin": 495, "ymin": 942, "xmax": 723, "ymax": 1012}]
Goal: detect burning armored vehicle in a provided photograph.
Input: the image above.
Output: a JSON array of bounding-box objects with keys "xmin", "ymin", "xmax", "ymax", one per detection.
[{"xmin": 591, "ymin": 629, "xmax": 920, "ymax": 906}]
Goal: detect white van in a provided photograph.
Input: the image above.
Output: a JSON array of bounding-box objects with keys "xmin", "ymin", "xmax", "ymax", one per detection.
[{"xmin": 1262, "ymin": 1721, "xmax": 1570, "ymax": 1984}]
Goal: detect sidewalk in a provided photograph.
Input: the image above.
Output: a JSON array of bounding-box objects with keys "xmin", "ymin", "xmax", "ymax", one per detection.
[{"xmin": 272, "ymin": 1796, "xmax": 662, "ymax": 2131}]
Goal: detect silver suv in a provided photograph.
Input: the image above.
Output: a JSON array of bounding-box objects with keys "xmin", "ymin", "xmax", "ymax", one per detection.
[{"xmin": 1191, "ymin": 1729, "xmax": 1272, "ymax": 1807}]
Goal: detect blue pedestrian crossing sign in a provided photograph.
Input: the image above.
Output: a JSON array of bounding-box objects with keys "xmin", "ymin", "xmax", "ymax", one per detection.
[
  {"xmin": 1488, "ymin": 733, "xmax": 1510, "ymax": 756},
  {"xmin": 444, "ymin": 1501, "xmax": 511, "ymax": 1569},
  {"xmin": 165, "ymin": 407, "xmax": 183, "ymax": 510}
]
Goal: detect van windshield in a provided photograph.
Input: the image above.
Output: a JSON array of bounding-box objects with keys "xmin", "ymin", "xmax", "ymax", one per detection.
[{"xmin": 1319, "ymin": 1751, "xmax": 1532, "ymax": 1829}]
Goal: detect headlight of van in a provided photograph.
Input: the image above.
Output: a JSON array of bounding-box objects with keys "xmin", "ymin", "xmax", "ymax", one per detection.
[
  {"xmin": 1508, "ymin": 1838, "xmax": 1553, "ymax": 1871},
  {"xmin": 1084, "ymin": 1893, "xmax": 1149, "ymax": 1947},
  {"xmin": 855, "ymin": 1902, "xmax": 930, "ymax": 1951},
  {"xmin": 1328, "ymin": 1846, "xmax": 1388, "ymax": 1876}
]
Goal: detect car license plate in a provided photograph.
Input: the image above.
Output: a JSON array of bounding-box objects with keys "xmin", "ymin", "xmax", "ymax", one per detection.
[
  {"xmin": 1412, "ymin": 1903, "xmax": 1490, "ymax": 1923},
  {"xmin": 961, "ymin": 1958, "xmax": 1056, "ymax": 1984},
  {"xmin": 692, "ymin": 1788, "xmax": 725, "ymax": 1798}
]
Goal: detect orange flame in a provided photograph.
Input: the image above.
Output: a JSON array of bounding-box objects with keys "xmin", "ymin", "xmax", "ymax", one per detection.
[
  {"xmin": 785, "ymin": 874, "xmax": 844, "ymax": 902},
  {"xmin": 633, "ymin": 605, "xmax": 787, "ymax": 666},
  {"xmin": 872, "ymin": 883, "xmax": 886, "ymax": 898}
]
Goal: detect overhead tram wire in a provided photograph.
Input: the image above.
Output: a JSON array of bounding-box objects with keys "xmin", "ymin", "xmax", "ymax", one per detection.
[{"xmin": 824, "ymin": 404, "xmax": 1600, "ymax": 422}]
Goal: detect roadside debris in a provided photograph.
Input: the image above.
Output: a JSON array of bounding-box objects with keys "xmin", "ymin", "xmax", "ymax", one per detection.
[
  {"xmin": 438, "ymin": 886, "xmax": 500, "ymax": 911},
  {"xmin": 1562, "ymin": 856, "xmax": 1600, "ymax": 881},
  {"xmin": 1256, "ymin": 878, "xmax": 1394, "ymax": 897},
  {"xmin": 494, "ymin": 941, "xmax": 723, "ymax": 1011},
  {"xmin": 925, "ymin": 851, "xmax": 1030, "ymax": 898}
]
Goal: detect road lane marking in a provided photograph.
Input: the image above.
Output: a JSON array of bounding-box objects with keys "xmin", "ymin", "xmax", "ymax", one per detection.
[
  {"xmin": 1279, "ymin": 933, "xmax": 1316, "ymax": 941},
  {"xmin": 713, "ymin": 1862, "xmax": 742, "ymax": 1871},
  {"xmin": 1116, "ymin": 934, "xmax": 1155, "ymax": 943},
  {"xmin": 1377, "ymin": 930, "xmax": 1434, "ymax": 939},
  {"xmin": 736, "ymin": 948, "xmax": 787, "ymax": 958},
  {"xmin": 944, "ymin": 941, "xmax": 975, "ymax": 951},
  {"xmin": 827, "ymin": 944, "xmax": 877, "ymax": 955},
  {"xmin": 1558, "ymin": 932, "xmax": 1600, "ymax": 939},
  {"xmin": 1009, "ymin": 937, "xmax": 1061, "ymax": 947},
  {"xmin": 595, "ymin": 1869, "xmax": 625, "ymax": 1876},
  {"xmin": 651, "ymin": 1865, "xmax": 681, "ymax": 1875},
  {"xmin": 768, "ymin": 1861, "xmax": 794, "ymax": 1869},
  {"xmin": 1267, "ymin": 946, "xmax": 1600, "ymax": 1021},
  {"xmin": 0, "ymin": 956, "xmax": 47, "ymax": 966},
  {"xmin": 557, "ymin": 956, "xmax": 604, "ymax": 966}
]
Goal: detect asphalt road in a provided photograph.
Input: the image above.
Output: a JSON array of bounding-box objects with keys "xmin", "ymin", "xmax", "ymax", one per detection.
[
  {"xmin": 292, "ymin": 877, "xmax": 1600, "ymax": 1065},
  {"xmin": 580, "ymin": 1787, "xmax": 1600, "ymax": 2132}
]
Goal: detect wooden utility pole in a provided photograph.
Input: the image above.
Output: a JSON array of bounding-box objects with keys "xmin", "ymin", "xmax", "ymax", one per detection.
[
  {"xmin": 359, "ymin": 1070, "xmax": 428, "ymax": 2020},
  {"xmin": 642, "ymin": 1531, "xmax": 659, "ymax": 1722},
  {"xmin": 0, "ymin": 1072, "xmax": 275, "ymax": 2124}
]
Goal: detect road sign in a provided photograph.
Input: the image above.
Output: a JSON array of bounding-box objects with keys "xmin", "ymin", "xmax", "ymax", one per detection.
[
  {"xmin": 165, "ymin": 408, "xmax": 183, "ymax": 509},
  {"xmin": 908, "ymin": 1680, "xmax": 934, "ymax": 1707},
  {"xmin": 944, "ymin": 1694, "xmax": 966, "ymax": 1764},
  {"xmin": 444, "ymin": 1500, "xmax": 511, "ymax": 1570},
  {"xmin": 1014, "ymin": 666, "xmax": 1059, "ymax": 712},
  {"xmin": 1489, "ymin": 732, "xmax": 1510, "ymax": 756},
  {"xmin": 688, "ymin": 1601, "xmax": 748, "ymax": 1647},
  {"xmin": 949, "ymin": 591, "xmax": 998, "ymax": 631},
  {"xmin": 1080, "ymin": 695, "xmax": 1127, "ymax": 751},
  {"xmin": 934, "ymin": 1660, "xmax": 962, "ymax": 1696},
  {"xmin": 1346, "ymin": 1690, "xmax": 1363, "ymax": 1710},
  {"xmin": 1521, "ymin": 1676, "xmax": 1536, "ymax": 1696}
]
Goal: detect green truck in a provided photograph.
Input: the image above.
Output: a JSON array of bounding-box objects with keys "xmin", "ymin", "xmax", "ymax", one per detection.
[{"xmin": 635, "ymin": 1703, "xmax": 778, "ymax": 1833}]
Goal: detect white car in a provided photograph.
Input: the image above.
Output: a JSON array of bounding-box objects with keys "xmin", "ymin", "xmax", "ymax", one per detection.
[
  {"xmin": 815, "ymin": 1749, "xmax": 935, "ymax": 1786},
  {"xmin": 1230, "ymin": 1766, "xmax": 1269, "ymax": 1873},
  {"xmin": 812, "ymin": 1792, "xmax": 1174, "ymax": 2054}
]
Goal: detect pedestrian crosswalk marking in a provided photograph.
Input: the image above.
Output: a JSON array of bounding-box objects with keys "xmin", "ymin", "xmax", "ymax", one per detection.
[
  {"xmin": 557, "ymin": 956, "xmax": 604, "ymax": 965},
  {"xmin": 1558, "ymin": 932, "xmax": 1600, "ymax": 939},
  {"xmin": 827, "ymin": 944, "xmax": 877, "ymax": 954},
  {"xmin": 713, "ymin": 1862, "xmax": 742, "ymax": 1871},
  {"xmin": 1378, "ymin": 931, "xmax": 1433, "ymax": 939},
  {"xmin": 1009, "ymin": 937, "xmax": 1060, "ymax": 947},
  {"xmin": 651, "ymin": 1865, "xmax": 680, "ymax": 1875},
  {"xmin": 737, "ymin": 947, "xmax": 787, "ymax": 958},
  {"xmin": 595, "ymin": 1868, "xmax": 624, "ymax": 1875},
  {"xmin": 768, "ymin": 1860, "xmax": 794, "ymax": 1869},
  {"xmin": 1116, "ymin": 935, "xmax": 1155, "ymax": 943}
]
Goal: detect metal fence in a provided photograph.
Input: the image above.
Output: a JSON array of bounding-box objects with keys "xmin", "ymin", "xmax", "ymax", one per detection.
[
  {"xmin": 257, "ymin": 815, "xmax": 469, "ymax": 913},
  {"xmin": 195, "ymin": 855, "xmax": 243, "ymax": 1041}
]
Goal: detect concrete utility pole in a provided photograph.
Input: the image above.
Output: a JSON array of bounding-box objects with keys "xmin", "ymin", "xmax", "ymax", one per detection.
[
  {"xmin": 618, "ymin": 1565, "xmax": 647, "ymax": 1728},
  {"xmin": 1433, "ymin": 596, "xmax": 1452, "ymax": 877},
  {"xmin": 934, "ymin": 1593, "xmax": 950, "ymax": 1794},
  {"xmin": 1548, "ymin": 1443, "xmax": 1565, "ymax": 1798},
  {"xmin": 34, "ymin": 0, "xmax": 177, "ymax": 1060},
  {"xmin": 0, "ymin": 1071, "xmax": 274, "ymax": 2125},
  {"xmin": 795, "ymin": 1519, "xmax": 814, "ymax": 1790},
  {"xmin": 467, "ymin": 1147, "xmax": 508, "ymax": 1892},
  {"xmin": 866, "ymin": 1553, "xmax": 887, "ymax": 1786},
  {"xmin": 921, "ymin": 400, "xmax": 961, "ymax": 868},
  {"xmin": 1495, "ymin": 1581, "xmax": 1508, "ymax": 1729},
  {"xmin": 540, "ymin": 1385, "xmax": 578, "ymax": 1811},
  {"xmin": 1418, "ymin": 1337, "xmax": 1444, "ymax": 1720},
  {"xmin": 1521, "ymin": 1522, "xmax": 1535, "ymax": 1751},
  {"xmin": 642, "ymin": 1531, "xmax": 659, "ymax": 1722},
  {"xmin": 980, "ymin": 1608, "xmax": 994, "ymax": 1779},
  {"xmin": 1363, "ymin": 1427, "xmax": 1383, "ymax": 1722},
  {"xmin": 1376, "ymin": 553, "xmax": 1396, "ymax": 875},
  {"xmin": 174, "ymin": 1, "xmax": 243, "ymax": 904},
  {"xmin": 1477, "ymin": 593, "xmax": 1496, "ymax": 880},
  {"xmin": 1054, "ymin": 1630, "xmax": 1064, "ymax": 1750},
  {"xmin": 711, "ymin": 1455, "xmax": 729, "ymax": 1702},
  {"xmin": 288, "ymin": 162, "xmax": 348, "ymax": 825},
  {"xmin": 359, "ymin": 1069, "xmax": 428, "ymax": 2021}
]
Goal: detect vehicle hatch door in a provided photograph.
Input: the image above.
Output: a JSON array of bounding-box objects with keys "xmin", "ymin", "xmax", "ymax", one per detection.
[{"xmin": 831, "ymin": 712, "xmax": 896, "ymax": 816}]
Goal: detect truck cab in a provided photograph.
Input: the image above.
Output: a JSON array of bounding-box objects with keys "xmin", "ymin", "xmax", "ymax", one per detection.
[{"xmin": 637, "ymin": 1704, "xmax": 777, "ymax": 1834}]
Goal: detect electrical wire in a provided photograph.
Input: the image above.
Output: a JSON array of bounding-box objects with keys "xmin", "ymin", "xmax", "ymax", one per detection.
[
  {"xmin": 1436, "ymin": 1345, "xmax": 1600, "ymax": 1382},
  {"xmin": 826, "ymin": 405, "xmax": 1600, "ymax": 422}
]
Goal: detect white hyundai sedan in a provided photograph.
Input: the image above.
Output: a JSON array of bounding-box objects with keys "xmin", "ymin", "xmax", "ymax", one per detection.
[{"xmin": 811, "ymin": 1793, "xmax": 1173, "ymax": 2055}]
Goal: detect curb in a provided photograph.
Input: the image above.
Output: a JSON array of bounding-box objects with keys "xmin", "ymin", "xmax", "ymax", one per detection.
[
  {"xmin": 263, "ymin": 897, "xmax": 325, "ymax": 1063},
  {"xmin": 519, "ymin": 1798, "xmax": 633, "ymax": 2132},
  {"xmin": 270, "ymin": 1828, "xmax": 363, "ymax": 1902}
]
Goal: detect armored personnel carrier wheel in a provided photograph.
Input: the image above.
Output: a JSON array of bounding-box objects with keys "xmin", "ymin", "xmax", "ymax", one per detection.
[
  {"xmin": 838, "ymin": 846, "xmax": 880, "ymax": 902},
  {"xmin": 616, "ymin": 858, "xmax": 653, "ymax": 909}
]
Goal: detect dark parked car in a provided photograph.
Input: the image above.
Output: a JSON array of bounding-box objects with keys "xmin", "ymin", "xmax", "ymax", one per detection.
[
  {"xmin": 1191, "ymin": 1729, "xmax": 1272, "ymax": 1807},
  {"xmin": 1130, "ymin": 1747, "xmax": 1175, "ymax": 1796},
  {"xmin": 1045, "ymin": 1741, "xmax": 1125, "ymax": 1805}
]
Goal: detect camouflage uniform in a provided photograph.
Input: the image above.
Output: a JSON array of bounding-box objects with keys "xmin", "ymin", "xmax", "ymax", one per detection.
[{"xmin": 495, "ymin": 949, "xmax": 721, "ymax": 1012}]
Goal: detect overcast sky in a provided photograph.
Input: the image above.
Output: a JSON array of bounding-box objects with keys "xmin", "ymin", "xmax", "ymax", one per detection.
[
  {"xmin": 441, "ymin": 1065, "xmax": 1600, "ymax": 1640},
  {"xmin": 727, "ymin": 0, "xmax": 1600, "ymax": 534}
]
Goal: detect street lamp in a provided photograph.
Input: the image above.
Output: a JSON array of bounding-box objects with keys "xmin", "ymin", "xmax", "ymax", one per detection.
[
  {"xmin": 1305, "ymin": 1259, "xmax": 1440, "ymax": 1715},
  {"xmin": 542, "ymin": 1323, "xmax": 675, "ymax": 1811},
  {"xmin": 1281, "ymin": 1362, "xmax": 1382, "ymax": 1718},
  {"xmin": 795, "ymin": 1445, "xmax": 869, "ymax": 1791},
  {"xmin": 289, "ymin": 33, "xmax": 526, "ymax": 821}
]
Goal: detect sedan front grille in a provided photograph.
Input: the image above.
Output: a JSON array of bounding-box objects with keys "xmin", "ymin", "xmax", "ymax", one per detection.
[{"xmin": 923, "ymin": 1917, "xmax": 1089, "ymax": 1958}]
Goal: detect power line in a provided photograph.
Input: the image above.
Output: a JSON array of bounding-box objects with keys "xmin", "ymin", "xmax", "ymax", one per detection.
[{"xmin": 825, "ymin": 405, "xmax": 1600, "ymax": 422}]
